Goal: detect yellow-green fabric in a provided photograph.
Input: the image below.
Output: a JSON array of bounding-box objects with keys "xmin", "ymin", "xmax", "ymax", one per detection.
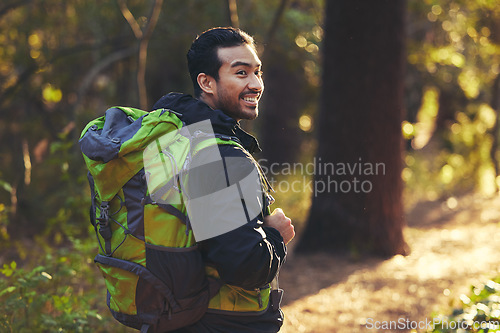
[
  {"xmin": 143, "ymin": 204, "xmax": 195, "ymax": 248},
  {"xmin": 96, "ymin": 263, "xmax": 139, "ymax": 314},
  {"xmin": 205, "ymin": 266, "xmax": 270, "ymax": 313}
]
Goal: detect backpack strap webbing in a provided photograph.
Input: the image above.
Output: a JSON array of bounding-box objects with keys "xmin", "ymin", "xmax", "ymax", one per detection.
[
  {"xmin": 97, "ymin": 201, "xmax": 112, "ymax": 255},
  {"xmin": 157, "ymin": 203, "xmax": 189, "ymax": 226},
  {"xmin": 141, "ymin": 195, "xmax": 188, "ymax": 225},
  {"xmin": 191, "ymin": 134, "xmax": 244, "ymax": 157},
  {"xmin": 87, "ymin": 172, "xmax": 97, "ymax": 227}
]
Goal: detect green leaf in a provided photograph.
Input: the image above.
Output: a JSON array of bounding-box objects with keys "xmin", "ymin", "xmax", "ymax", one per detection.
[
  {"xmin": 0, "ymin": 180, "xmax": 12, "ymax": 193},
  {"xmin": 1, "ymin": 261, "xmax": 16, "ymax": 277},
  {"xmin": 0, "ymin": 286, "xmax": 16, "ymax": 297}
]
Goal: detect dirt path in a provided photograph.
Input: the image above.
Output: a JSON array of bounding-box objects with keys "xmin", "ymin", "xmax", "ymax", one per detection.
[{"xmin": 278, "ymin": 193, "xmax": 500, "ymax": 333}]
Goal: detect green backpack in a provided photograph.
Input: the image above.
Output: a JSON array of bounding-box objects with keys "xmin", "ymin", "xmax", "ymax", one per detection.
[{"xmin": 79, "ymin": 106, "xmax": 240, "ymax": 332}]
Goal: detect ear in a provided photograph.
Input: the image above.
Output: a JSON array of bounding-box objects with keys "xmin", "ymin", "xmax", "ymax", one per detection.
[{"xmin": 197, "ymin": 73, "xmax": 216, "ymax": 96}]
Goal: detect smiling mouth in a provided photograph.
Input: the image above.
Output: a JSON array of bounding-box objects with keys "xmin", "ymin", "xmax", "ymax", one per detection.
[
  {"xmin": 243, "ymin": 96, "xmax": 258, "ymax": 103},
  {"xmin": 241, "ymin": 94, "xmax": 260, "ymax": 107}
]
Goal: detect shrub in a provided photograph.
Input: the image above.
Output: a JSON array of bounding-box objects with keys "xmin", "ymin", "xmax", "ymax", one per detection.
[
  {"xmin": 0, "ymin": 238, "xmax": 131, "ymax": 332},
  {"xmin": 429, "ymin": 277, "xmax": 500, "ymax": 333}
]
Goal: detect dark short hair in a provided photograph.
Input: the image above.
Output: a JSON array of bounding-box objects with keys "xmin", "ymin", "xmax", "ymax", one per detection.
[{"xmin": 187, "ymin": 27, "xmax": 256, "ymax": 97}]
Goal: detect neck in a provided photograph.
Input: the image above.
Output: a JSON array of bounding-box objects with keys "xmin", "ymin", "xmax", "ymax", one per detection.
[
  {"xmin": 198, "ymin": 93, "xmax": 216, "ymax": 110},
  {"xmin": 197, "ymin": 94, "xmax": 241, "ymax": 123}
]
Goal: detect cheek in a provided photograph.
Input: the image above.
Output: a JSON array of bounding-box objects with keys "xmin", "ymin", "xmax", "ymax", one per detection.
[
  {"xmin": 222, "ymin": 84, "xmax": 241, "ymax": 100},
  {"xmin": 216, "ymin": 77, "xmax": 246, "ymax": 100}
]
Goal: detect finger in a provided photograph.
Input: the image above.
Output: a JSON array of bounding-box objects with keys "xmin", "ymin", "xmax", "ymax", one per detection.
[
  {"xmin": 284, "ymin": 228, "xmax": 295, "ymax": 244},
  {"xmin": 272, "ymin": 208, "xmax": 285, "ymax": 217}
]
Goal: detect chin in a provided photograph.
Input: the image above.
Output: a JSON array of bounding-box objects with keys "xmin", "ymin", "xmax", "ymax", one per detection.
[
  {"xmin": 245, "ymin": 108, "xmax": 259, "ymax": 120},
  {"xmin": 244, "ymin": 112, "xmax": 258, "ymax": 121},
  {"xmin": 228, "ymin": 109, "xmax": 259, "ymax": 122}
]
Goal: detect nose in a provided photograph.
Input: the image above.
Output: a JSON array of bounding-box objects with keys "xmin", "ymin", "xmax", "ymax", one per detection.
[{"xmin": 248, "ymin": 73, "xmax": 264, "ymax": 92}]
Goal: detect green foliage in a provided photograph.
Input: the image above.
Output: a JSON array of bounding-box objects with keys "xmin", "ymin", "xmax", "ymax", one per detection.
[
  {"xmin": 403, "ymin": 103, "xmax": 497, "ymax": 204},
  {"xmin": 428, "ymin": 277, "xmax": 500, "ymax": 332},
  {"xmin": 0, "ymin": 236, "xmax": 133, "ymax": 332},
  {"xmin": 404, "ymin": 0, "xmax": 500, "ymax": 204},
  {"xmin": 408, "ymin": 0, "xmax": 500, "ymax": 97}
]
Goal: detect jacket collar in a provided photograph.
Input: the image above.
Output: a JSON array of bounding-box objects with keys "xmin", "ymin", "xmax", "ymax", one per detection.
[{"xmin": 152, "ymin": 93, "xmax": 261, "ymax": 154}]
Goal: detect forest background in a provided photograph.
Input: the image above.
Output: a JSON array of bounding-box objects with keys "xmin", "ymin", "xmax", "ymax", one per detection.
[{"xmin": 0, "ymin": 0, "xmax": 499, "ymax": 332}]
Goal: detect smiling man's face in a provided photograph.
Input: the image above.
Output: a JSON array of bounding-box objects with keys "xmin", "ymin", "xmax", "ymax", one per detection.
[{"xmin": 209, "ymin": 44, "xmax": 264, "ymax": 121}]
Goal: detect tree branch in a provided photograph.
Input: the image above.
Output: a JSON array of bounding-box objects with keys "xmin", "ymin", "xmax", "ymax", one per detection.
[
  {"xmin": 142, "ymin": 0, "xmax": 163, "ymax": 42},
  {"xmin": 0, "ymin": 0, "xmax": 32, "ymax": 19},
  {"xmin": 117, "ymin": 0, "xmax": 143, "ymax": 39},
  {"xmin": 225, "ymin": 0, "xmax": 239, "ymax": 28},
  {"xmin": 76, "ymin": 46, "xmax": 136, "ymax": 104},
  {"xmin": 261, "ymin": 0, "xmax": 289, "ymax": 58},
  {"xmin": 137, "ymin": 0, "xmax": 163, "ymax": 109},
  {"xmin": 266, "ymin": 0, "xmax": 288, "ymax": 40},
  {"xmin": 0, "ymin": 39, "xmax": 129, "ymax": 107},
  {"xmin": 116, "ymin": 0, "xmax": 163, "ymax": 110}
]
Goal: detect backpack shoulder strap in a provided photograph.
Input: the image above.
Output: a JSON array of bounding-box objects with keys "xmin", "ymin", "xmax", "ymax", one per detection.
[{"xmin": 191, "ymin": 134, "xmax": 243, "ymax": 157}]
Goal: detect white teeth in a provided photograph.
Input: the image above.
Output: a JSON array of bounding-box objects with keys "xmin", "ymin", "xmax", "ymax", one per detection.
[{"xmin": 243, "ymin": 97, "xmax": 257, "ymax": 102}]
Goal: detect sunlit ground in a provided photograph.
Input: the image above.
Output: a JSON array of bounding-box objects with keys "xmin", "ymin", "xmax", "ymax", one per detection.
[{"xmin": 279, "ymin": 193, "xmax": 500, "ymax": 333}]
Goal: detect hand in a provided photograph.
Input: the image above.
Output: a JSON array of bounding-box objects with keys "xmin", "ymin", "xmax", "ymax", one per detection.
[{"xmin": 263, "ymin": 208, "xmax": 295, "ymax": 245}]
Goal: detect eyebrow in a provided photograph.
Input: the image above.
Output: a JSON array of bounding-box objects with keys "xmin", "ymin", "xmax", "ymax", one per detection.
[{"xmin": 231, "ymin": 61, "xmax": 262, "ymax": 68}]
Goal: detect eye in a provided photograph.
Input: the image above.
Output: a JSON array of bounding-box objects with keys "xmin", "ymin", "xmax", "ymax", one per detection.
[
  {"xmin": 256, "ymin": 70, "xmax": 263, "ymax": 77},
  {"xmin": 236, "ymin": 70, "xmax": 247, "ymax": 76}
]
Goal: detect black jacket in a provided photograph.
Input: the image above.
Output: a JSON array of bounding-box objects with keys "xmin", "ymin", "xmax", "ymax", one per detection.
[{"xmin": 152, "ymin": 93, "xmax": 286, "ymax": 291}]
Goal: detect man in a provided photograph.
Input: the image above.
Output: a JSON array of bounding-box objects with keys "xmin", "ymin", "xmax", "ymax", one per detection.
[{"xmin": 151, "ymin": 27, "xmax": 295, "ymax": 332}]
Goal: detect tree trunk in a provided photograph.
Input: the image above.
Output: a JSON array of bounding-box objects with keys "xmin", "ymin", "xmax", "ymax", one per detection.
[
  {"xmin": 296, "ymin": 0, "xmax": 408, "ymax": 257},
  {"xmin": 490, "ymin": 75, "xmax": 500, "ymax": 184}
]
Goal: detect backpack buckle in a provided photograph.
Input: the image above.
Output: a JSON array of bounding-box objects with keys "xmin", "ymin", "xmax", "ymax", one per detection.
[
  {"xmin": 97, "ymin": 202, "xmax": 112, "ymax": 241},
  {"xmin": 218, "ymin": 134, "xmax": 232, "ymax": 141}
]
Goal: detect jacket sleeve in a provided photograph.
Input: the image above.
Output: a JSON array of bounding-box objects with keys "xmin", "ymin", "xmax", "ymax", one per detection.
[
  {"xmin": 189, "ymin": 144, "xmax": 287, "ymax": 289},
  {"xmin": 199, "ymin": 221, "xmax": 286, "ymax": 289}
]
